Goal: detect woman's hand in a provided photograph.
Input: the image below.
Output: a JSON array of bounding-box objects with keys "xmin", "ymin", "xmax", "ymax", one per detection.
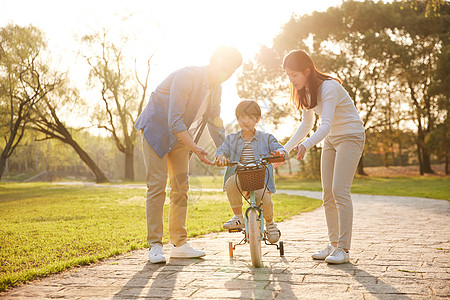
[
  {"xmin": 297, "ymin": 144, "xmax": 307, "ymax": 161},
  {"xmin": 215, "ymin": 155, "xmax": 228, "ymax": 166},
  {"xmin": 193, "ymin": 146, "xmax": 214, "ymax": 165}
]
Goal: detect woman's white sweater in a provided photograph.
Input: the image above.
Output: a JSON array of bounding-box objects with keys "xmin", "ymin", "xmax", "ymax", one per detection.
[{"xmin": 284, "ymin": 79, "xmax": 364, "ymax": 153}]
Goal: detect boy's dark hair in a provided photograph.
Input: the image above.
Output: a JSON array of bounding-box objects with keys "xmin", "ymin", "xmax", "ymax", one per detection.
[{"xmin": 235, "ymin": 100, "xmax": 261, "ymax": 118}]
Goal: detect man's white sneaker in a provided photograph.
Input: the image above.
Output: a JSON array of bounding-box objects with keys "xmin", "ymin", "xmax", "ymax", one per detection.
[
  {"xmin": 223, "ymin": 215, "xmax": 245, "ymax": 230},
  {"xmin": 325, "ymin": 247, "xmax": 350, "ymax": 264},
  {"xmin": 170, "ymin": 243, "xmax": 206, "ymax": 258},
  {"xmin": 148, "ymin": 244, "xmax": 166, "ymax": 264},
  {"xmin": 266, "ymin": 222, "xmax": 281, "ymax": 243},
  {"xmin": 312, "ymin": 244, "xmax": 335, "ymax": 260}
]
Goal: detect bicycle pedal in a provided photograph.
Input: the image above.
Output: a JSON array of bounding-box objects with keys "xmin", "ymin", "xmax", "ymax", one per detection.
[{"xmin": 228, "ymin": 228, "xmax": 243, "ymax": 233}]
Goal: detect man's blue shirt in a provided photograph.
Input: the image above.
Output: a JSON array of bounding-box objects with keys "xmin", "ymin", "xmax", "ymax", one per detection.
[{"xmin": 135, "ymin": 66, "xmax": 225, "ymax": 158}]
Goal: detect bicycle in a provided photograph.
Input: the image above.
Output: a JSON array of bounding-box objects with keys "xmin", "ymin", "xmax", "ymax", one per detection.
[{"xmin": 223, "ymin": 156, "xmax": 285, "ymax": 268}]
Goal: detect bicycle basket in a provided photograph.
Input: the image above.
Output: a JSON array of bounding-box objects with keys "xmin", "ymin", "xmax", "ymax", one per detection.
[{"xmin": 237, "ymin": 166, "xmax": 266, "ymax": 191}]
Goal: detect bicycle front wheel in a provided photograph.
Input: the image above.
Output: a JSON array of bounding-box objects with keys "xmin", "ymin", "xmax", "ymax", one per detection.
[{"xmin": 248, "ymin": 209, "xmax": 263, "ymax": 268}]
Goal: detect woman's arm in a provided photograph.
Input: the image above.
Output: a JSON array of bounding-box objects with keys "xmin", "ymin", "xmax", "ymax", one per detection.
[
  {"xmin": 300, "ymin": 86, "xmax": 338, "ymax": 150},
  {"xmin": 283, "ymin": 109, "xmax": 314, "ymax": 154}
]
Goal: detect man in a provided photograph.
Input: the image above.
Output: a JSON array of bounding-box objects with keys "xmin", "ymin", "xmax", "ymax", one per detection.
[{"xmin": 135, "ymin": 46, "xmax": 242, "ymax": 263}]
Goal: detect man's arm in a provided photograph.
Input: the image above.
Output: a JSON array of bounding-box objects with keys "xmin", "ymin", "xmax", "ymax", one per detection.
[
  {"xmin": 168, "ymin": 71, "xmax": 213, "ymax": 165},
  {"xmin": 207, "ymin": 86, "xmax": 226, "ymax": 148},
  {"xmin": 175, "ymin": 131, "xmax": 214, "ymax": 165}
]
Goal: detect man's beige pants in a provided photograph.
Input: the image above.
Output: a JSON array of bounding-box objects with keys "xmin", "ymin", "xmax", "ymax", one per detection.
[
  {"xmin": 142, "ymin": 134, "xmax": 190, "ymax": 248},
  {"xmin": 321, "ymin": 133, "xmax": 365, "ymax": 250},
  {"xmin": 224, "ymin": 174, "xmax": 274, "ymax": 221}
]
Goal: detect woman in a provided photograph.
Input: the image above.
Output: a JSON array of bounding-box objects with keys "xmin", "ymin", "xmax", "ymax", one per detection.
[{"xmin": 280, "ymin": 50, "xmax": 365, "ymax": 264}]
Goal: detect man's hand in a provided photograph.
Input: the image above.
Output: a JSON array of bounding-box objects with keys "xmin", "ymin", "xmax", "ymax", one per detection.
[
  {"xmin": 215, "ymin": 155, "xmax": 228, "ymax": 166},
  {"xmin": 193, "ymin": 146, "xmax": 214, "ymax": 165},
  {"xmin": 174, "ymin": 131, "xmax": 214, "ymax": 165}
]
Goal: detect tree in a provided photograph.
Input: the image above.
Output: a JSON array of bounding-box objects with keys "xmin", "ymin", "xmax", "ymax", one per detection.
[
  {"xmin": 31, "ymin": 83, "xmax": 109, "ymax": 183},
  {"xmin": 80, "ymin": 29, "xmax": 153, "ymax": 181},
  {"xmin": 394, "ymin": 2, "xmax": 449, "ymax": 174},
  {"xmin": 0, "ymin": 24, "xmax": 61, "ymax": 180},
  {"xmin": 236, "ymin": 0, "xmax": 449, "ymax": 176},
  {"xmin": 404, "ymin": 0, "xmax": 446, "ymax": 17}
]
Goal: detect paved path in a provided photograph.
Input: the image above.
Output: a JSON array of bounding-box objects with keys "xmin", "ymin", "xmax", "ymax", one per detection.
[{"xmin": 1, "ymin": 191, "xmax": 449, "ymax": 299}]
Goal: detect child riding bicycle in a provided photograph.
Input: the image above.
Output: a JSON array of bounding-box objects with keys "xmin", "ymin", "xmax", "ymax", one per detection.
[{"xmin": 215, "ymin": 100, "xmax": 287, "ymax": 243}]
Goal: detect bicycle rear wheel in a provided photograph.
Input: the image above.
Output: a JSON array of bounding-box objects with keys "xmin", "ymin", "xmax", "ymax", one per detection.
[{"xmin": 248, "ymin": 210, "xmax": 263, "ymax": 268}]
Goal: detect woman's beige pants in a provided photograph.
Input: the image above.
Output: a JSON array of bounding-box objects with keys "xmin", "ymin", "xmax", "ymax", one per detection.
[
  {"xmin": 321, "ymin": 133, "xmax": 365, "ymax": 250},
  {"xmin": 142, "ymin": 134, "xmax": 190, "ymax": 248}
]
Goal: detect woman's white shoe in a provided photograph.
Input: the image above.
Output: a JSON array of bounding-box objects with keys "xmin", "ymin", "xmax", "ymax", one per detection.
[
  {"xmin": 325, "ymin": 248, "xmax": 350, "ymax": 264},
  {"xmin": 311, "ymin": 244, "xmax": 335, "ymax": 260}
]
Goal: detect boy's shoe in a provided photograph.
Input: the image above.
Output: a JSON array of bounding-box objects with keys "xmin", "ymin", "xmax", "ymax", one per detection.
[
  {"xmin": 170, "ymin": 243, "xmax": 206, "ymax": 258},
  {"xmin": 325, "ymin": 248, "xmax": 350, "ymax": 264},
  {"xmin": 148, "ymin": 244, "xmax": 166, "ymax": 264},
  {"xmin": 312, "ymin": 244, "xmax": 335, "ymax": 260},
  {"xmin": 223, "ymin": 215, "xmax": 245, "ymax": 230},
  {"xmin": 266, "ymin": 222, "xmax": 281, "ymax": 243}
]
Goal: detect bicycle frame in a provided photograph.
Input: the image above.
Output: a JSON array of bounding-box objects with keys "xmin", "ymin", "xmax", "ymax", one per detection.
[
  {"xmin": 243, "ymin": 190, "xmax": 264, "ymax": 242},
  {"xmin": 219, "ymin": 156, "xmax": 285, "ymax": 265}
]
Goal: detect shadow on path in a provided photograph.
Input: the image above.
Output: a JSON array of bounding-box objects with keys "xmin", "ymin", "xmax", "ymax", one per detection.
[
  {"xmin": 112, "ymin": 259, "xmax": 198, "ymax": 299},
  {"xmin": 224, "ymin": 257, "xmax": 297, "ymax": 299},
  {"xmin": 328, "ymin": 263, "xmax": 412, "ymax": 300}
]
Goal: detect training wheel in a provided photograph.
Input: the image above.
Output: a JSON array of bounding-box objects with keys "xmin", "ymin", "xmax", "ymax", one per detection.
[
  {"xmin": 228, "ymin": 241, "xmax": 234, "ymax": 258},
  {"xmin": 279, "ymin": 241, "xmax": 284, "ymax": 256}
]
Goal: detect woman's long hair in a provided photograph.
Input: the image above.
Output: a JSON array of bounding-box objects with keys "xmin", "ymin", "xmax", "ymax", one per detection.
[{"xmin": 282, "ymin": 50, "xmax": 341, "ymax": 110}]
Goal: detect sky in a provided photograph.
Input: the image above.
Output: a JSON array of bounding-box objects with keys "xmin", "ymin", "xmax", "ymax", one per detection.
[{"xmin": 0, "ymin": 0, "xmax": 343, "ymax": 138}]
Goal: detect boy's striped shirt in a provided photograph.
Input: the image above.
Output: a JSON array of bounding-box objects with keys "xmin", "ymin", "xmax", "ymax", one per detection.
[{"xmin": 239, "ymin": 141, "xmax": 255, "ymax": 164}]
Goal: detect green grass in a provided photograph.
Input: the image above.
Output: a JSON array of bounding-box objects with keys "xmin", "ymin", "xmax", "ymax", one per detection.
[
  {"xmin": 192, "ymin": 175, "xmax": 450, "ymax": 200},
  {"xmin": 0, "ymin": 182, "xmax": 321, "ymax": 292}
]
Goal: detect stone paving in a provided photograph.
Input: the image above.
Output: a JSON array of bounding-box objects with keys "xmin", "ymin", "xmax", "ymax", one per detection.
[{"xmin": 1, "ymin": 190, "xmax": 449, "ymax": 299}]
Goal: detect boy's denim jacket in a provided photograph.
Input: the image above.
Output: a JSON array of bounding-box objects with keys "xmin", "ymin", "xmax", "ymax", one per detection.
[{"xmin": 215, "ymin": 129, "xmax": 287, "ymax": 193}]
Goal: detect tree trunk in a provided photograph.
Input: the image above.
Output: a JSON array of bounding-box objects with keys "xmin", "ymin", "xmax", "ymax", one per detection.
[
  {"xmin": 0, "ymin": 141, "xmax": 13, "ymax": 180},
  {"xmin": 417, "ymin": 127, "xmax": 434, "ymax": 175},
  {"xmin": 446, "ymin": 150, "xmax": 449, "ymax": 175},
  {"xmin": 68, "ymin": 139, "xmax": 109, "ymax": 183},
  {"xmin": 287, "ymin": 158, "xmax": 292, "ymax": 175},
  {"xmin": 417, "ymin": 141, "xmax": 424, "ymax": 175},
  {"xmin": 32, "ymin": 105, "xmax": 110, "ymax": 183},
  {"xmin": 124, "ymin": 150, "xmax": 135, "ymax": 181},
  {"xmin": 421, "ymin": 146, "xmax": 434, "ymax": 174},
  {"xmin": 357, "ymin": 155, "xmax": 368, "ymax": 176},
  {"xmin": 0, "ymin": 154, "xmax": 7, "ymax": 181}
]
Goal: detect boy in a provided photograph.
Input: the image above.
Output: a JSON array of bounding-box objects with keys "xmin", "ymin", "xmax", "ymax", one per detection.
[{"xmin": 215, "ymin": 100, "xmax": 286, "ymax": 243}]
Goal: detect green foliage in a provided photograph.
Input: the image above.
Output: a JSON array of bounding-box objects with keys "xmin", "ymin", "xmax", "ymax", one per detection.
[
  {"xmin": 0, "ymin": 23, "xmax": 65, "ymax": 180},
  {"xmin": 236, "ymin": 0, "xmax": 450, "ymax": 174},
  {"xmin": 298, "ymin": 146, "xmax": 321, "ymax": 179},
  {"xmin": 403, "ymin": 0, "xmax": 447, "ymax": 17},
  {"xmin": 79, "ymin": 28, "xmax": 153, "ymax": 181},
  {"xmin": 2, "ymin": 129, "xmax": 134, "ymax": 181},
  {"xmin": 0, "ymin": 183, "xmax": 320, "ymax": 291}
]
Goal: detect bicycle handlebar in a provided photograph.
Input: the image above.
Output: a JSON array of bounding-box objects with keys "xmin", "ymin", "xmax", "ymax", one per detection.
[{"xmin": 222, "ymin": 156, "xmax": 284, "ymax": 167}]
